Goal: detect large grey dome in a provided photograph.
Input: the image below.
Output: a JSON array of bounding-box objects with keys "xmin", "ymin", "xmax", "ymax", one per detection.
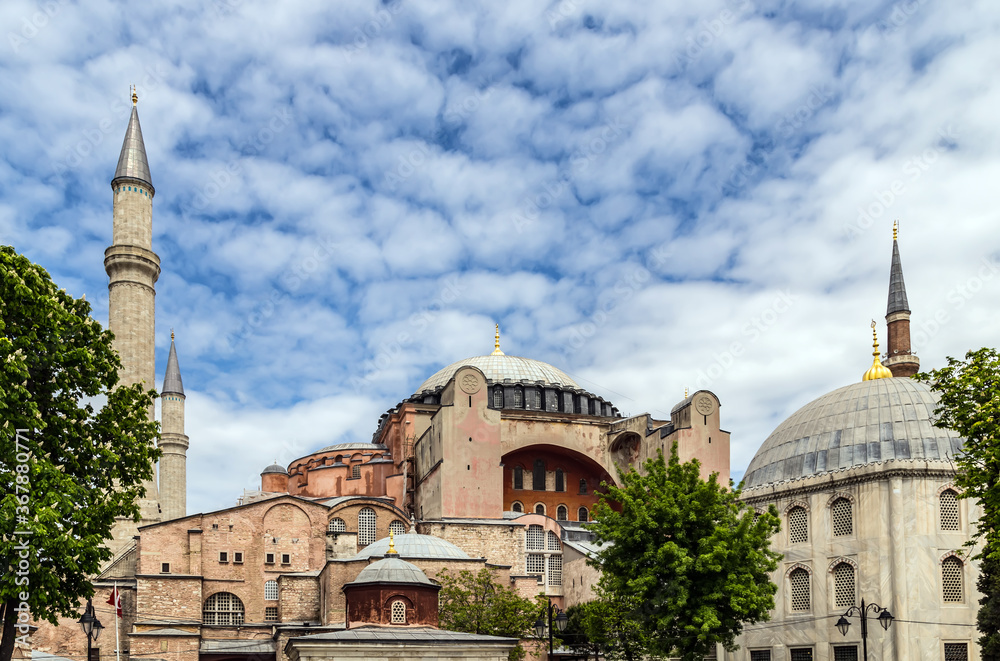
[
  {"xmin": 350, "ymin": 556, "xmax": 434, "ymax": 586},
  {"xmin": 743, "ymin": 378, "xmax": 962, "ymax": 489},
  {"xmin": 354, "ymin": 534, "xmax": 470, "ymax": 560},
  {"xmin": 416, "ymin": 355, "xmax": 579, "ymax": 395}
]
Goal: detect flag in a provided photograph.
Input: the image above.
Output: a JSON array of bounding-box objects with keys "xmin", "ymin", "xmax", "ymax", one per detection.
[{"xmin": 107, "ymin": 585, "xmax": 122, "ymax": 617}]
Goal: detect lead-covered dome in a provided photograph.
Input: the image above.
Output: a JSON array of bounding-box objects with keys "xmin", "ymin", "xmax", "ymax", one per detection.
[
  {"xmin": 354, "ymin": 534, "xmax": 470, "ymax": 560},
  {"xmin": 350, "ymin": 556, "xmax": 435, "ymax": 586},
  {"xmin": 743, "ymin": 377, "xmax": 962, "ymax": 489},
  {"xmin": 415, "ymin": 355, "xmax": 579, "ymax": 395}
]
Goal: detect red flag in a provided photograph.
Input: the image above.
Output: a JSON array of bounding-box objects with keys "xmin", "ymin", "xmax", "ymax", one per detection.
[{"xmin": 106, "ymin": 586, "xmax": 122, "ymax": 617}]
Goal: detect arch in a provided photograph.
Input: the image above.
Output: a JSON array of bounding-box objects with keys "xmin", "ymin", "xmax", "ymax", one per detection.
[
  {"xmin": 832, "ymin": 562, "xmax": 855, "ymax": 608},
  {"xmin": 826, "ymin": 491, "xmax": 856, "ymax": 507},
  {"xmin": 578, "ymin": 506, "xmax": 588, "ymax": 522},
  {"xmin": 783, "ymin": 500, "xmax": 810, "ymax": 514},
  {"xmin": 942, "ymin": 555, "xmax": 964, "ymax": 602},
  {"xmin": 534, "ymin": 503, "xmax": 546, "ymax": 516},
  {"xmin": 264, "ymin": 580, "xmax": 278, "ymax": 601},
  {"xmin": 788, "ymin": 568, "xmax": 811, "ymax": 612},
  {"xmin": 328, "ymin": 517, "xmax": 346, "ymax": 532},
  {"xmin": 526, "ymin": 524, "xmax": 545, "ymax": 550},
  {"xmin": 203, "ymin": 592, "xmax": 245, "ymax": 625},
  {"xmin": 830, "ymin": 497, "xmax": 853, "ymax": 537},
  {"xmin": 940, "ymin": 489, "xmax": 960, "ymax": 530},
  {"xmin": 556, "ymin": 505, "xmax": 568, "ymax": 521},
  {"xmin": 513, "ymin": 386, "xmax": 524, "ymax": 408},
  {"xmin": 784, "ymin": 562, "xmax": 813, "ymax": 578},
  {"xmin": 493, "ymin": 386, "xmax": 504, "ymax": 408},
  {"xmin": 788, "ymin": 505, "xmax": 808, "ymax": 544},
  {"xmin": 547, "ymin": 530, "xmax": 561, "ymax": 551},
  {"xmin": 358, "ymin": 507, "xmax": 377, "ymax": 546},
  {"xmin": 827, "ymin": 556, "xmax": 859, "ymax": 573},
  {"xmin": 511, "ymin": 501, "xmax": 523, "ymax": 513},
  {"xmin": 937, "ymin": 482, "xmax": 963, "ymax": 496},
  {"xmin": 390, "ymin": 599, "xmax": 407, "ymax": 624}
]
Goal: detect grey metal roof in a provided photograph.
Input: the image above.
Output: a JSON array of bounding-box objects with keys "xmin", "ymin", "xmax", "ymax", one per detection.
[
  {"xmin": 349, "ymin": 556, "xmax": 435, "ymax": 586},
  {"xmin": 201, "ymin": 639, "xmax": 276, "ymax": 654},
  {"xmin": 162, "ymin": 337, "xmax": 183, "ymax": 395},
  {"xmin": 291, "ymin": 626, "xmax": 517, "ymax": 644},
  {"xmin": 113, "ymin": 105, "xmax": 153, "ymax": 189},
  {"xmin": 743, "ymin": 377, "xmax": 962, "ymax": 488},
  {"xmin": 416, "ymin": 354, "xmax": 580, "ymax": 394},
  {"xmin": 131, "ymin": 628, "xmax": 199, "ymax": 637},
  {"xmin": 261, "ymin": 463, "xmax": 287, "ymax": 475},
  {"xmin": 316, "ymin": 442, "xmax": 387, "ymax": 453},
  {"xmin": 354, "ymin": 534, "xmax": 470, "ymax": 560},
  {"xmin": 887, "ymin": 239, "xmax": 910, "ymax": 315}
]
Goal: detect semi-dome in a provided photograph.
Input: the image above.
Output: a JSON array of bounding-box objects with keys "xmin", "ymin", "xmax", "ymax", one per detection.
[
  {"xmin": 350, "ymin": 556, "xmax": 435, "ymax": 586},
  {"xmin": 354, "ymin": 534, "xmax": 471, "ymax": 560},
  {"xmin": 415, "ymin": 354, "xmax": 579, "ymax": 395},
  {"xmin": 743, "ymin": 377, "xmax": 962, "ymax": 489}
]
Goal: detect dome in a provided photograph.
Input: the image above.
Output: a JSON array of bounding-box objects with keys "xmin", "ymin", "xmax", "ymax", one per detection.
[
  {"xmin": 743, "ymin": 377, "xmax": 962, "ymax": 489},
  {"xmin": 261, "ymin": 463, "xmax": 287, "ymax": 475},
  {"xmin": 350, "ymin": 556, "xmax": 435, "ymax": 586},
  {"xmin": 354, "ymin": 534, "xmax": 471, "ymax": 560},
  {"xmin": 315, "ymin": 442, "xmax": 387, "ymax": 454},
  {"xmin": 415, "ymin": 354, "xmax": 580, "ymax": 395}
]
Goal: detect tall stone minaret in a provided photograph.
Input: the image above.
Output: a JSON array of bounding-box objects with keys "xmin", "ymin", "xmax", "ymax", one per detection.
[
  {"xmin": 160, "ymin": 332, "xmax": 188, "ymax": 521},
  {"xmin": 106, "ymin": 88, "xmax": 161, "ymax": 530},
  {"xmin": 884, "ymin": 222, "xmax": 920, "ymax": 377}
]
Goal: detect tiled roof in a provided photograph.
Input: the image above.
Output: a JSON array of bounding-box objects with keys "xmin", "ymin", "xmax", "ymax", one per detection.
[{"xmin": 415, "ymin": 354, "xmax": 579, "ymax": 394}]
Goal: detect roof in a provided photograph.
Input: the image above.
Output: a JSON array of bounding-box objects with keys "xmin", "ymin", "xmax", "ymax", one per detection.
[
  {"xmin": 162, "ymin": 337, "xmax": 183, "ymax": 395},
  {"xmin": 200, "ymin": 639, "xmax": 276, "ymax": 654},
  {"xmin": 289, "ymin": 626, "xmax": 517, "ymax": 645},
  {"xmin": 261, "ymin": 463, "xmax": 287, "ymax": 475},
  {"xmin": 353, "ymin": 534, "xmax": 470, "ymax": 560},
  {"xmin": 743, "ymin": 377, "xmax": 962, "ymax": 488},
  {"xmin": 113, "ymin": 105, "xmax": 153, "ymax": 189},
  {"xmin": 348, "ymin": 556, "xmax": 435, "ymax": 586},
  {"xmin": 314, "ymin": 442, "xmax": 387, "ymax": 454},
  {"xmin": 887, "ymin": 239, "xmax": 910, "ymax": 315},
  {"xmin": 416, "ymin": 354, "xmax": 579, "ymax": 394}
]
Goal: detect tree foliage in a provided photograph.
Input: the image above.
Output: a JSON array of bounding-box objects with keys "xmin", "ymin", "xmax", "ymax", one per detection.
[
  {"xmin": 436, "ymin": 567, "xmax": 544, "ymax": 661},
  {"xmin": 589, "ymin": 444, "xmax": 782, "ymax": 661},
  {"xmin": 564, "ymin": 591, "xmax": 650, "ymax": 661},
  {"xmin": 917, "ymin": 348, "xmax": 1000, "ymax": 658},
  {"xmin": 0, "ymin": 246, "xmax": 160, "ymax": 661}
]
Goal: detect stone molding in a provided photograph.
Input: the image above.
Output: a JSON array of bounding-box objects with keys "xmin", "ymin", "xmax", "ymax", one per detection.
[
  {"xmin": 826, "ymin": 491, "xmax": 856, "ymax": 507},
  {"xmin": 784, "ymin": 499, "xmax": 809, "ymax": 514},
  {"xmin": 785, "ymin": 561, "xmax": 812, "ymax": 577},
  {"xmin": 827, "ymin": 556, "xmax": 859, "ymax": 572}
]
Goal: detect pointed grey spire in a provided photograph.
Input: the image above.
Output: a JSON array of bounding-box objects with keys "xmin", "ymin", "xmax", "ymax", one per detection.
[
  {"xmin": 162, "ymin": 335, "xmax": 184, "ymax": 395},
  {"xmin": 886, "ymin": 238, "xmax": 910, "ymax": 315},
  {"xmin": 112, "ymin": 105, "xmax": 154, "ymax": 191}
]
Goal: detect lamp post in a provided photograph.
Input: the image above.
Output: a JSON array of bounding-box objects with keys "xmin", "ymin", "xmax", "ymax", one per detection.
[
  {"xmin": 78, "ymin": 599, "xmax": 104, "ymax": 661},
  {"xmin": 534, "ymin": 599, "xmax": 568, "ymax": 659},
  {"xmin": 835, "ymin": 598, "xmax": 893, "ymax": 661}
]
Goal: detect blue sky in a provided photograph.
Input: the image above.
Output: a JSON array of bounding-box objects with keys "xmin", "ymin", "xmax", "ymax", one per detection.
[{"xmin": 3, "ymin": 0, "xmax": 999, "ymax": 515}]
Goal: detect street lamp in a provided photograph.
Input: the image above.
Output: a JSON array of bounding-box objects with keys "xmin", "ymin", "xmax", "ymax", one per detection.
[
  {"xmin": 836, "ymin": 598, "xmax": 893, "ymax": 661},
  {"xmin": 78, "ymin": 599, "xmax": 104, "ymax": 661},
  {"xmin": 534, "ymin": 599, "xmax": 568, "ymax": 659}
]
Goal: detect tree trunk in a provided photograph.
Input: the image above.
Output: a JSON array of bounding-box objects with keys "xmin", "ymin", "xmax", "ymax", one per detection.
[{"xmin": 0, "ymin": 597, "xmax": 19, "ymax": 661}]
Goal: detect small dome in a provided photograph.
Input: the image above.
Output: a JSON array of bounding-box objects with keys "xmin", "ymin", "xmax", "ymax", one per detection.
[
  {"xmin": 261, "ymin": 463, "xmax": 287, "ymax": 475},
  {"xmin": 350, "ymin": 556, "xmax": 434, "ymax": 586},
  {"xmin": 415, "ymin": 355, "xmax": 579, "ymax": 395},
  {"xmin": 354, "ymin": 534, "xmax": 470, "ymax": 560},
  {"xmin": 743, "ymin": 377, "xmax": 962, "ymax": 489}
]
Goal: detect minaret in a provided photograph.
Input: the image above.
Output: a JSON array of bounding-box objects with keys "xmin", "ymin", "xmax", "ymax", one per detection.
[
  {"xmin": 159, "ymin": 332, "xmax": 188, "ymax": 521},
  {"xmin": 883, "ymin": 222, "xmax": 920, "ymax": 377},
  {"xmin": 106, "ymin": 88, "xmax": 161, "ymax": 526}
]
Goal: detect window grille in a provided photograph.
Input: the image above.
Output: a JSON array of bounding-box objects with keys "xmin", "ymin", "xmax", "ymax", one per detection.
[
  {"xmin": 264, "ymin": 606, "xmax": 278, "ymax": 622},
  {"xmin": 513, "ymin": 466, "xmax": 523, "ymax": 490},
  {"xmin": 789, "ymin": 649, "xmax": 813, "ymax": 661},
  {"xmin": 834, "ymin": 563, "xmax": 855, "ymax": 608},
  {"xmin": 944, "ymin": 643, "xmax": 968, "ymax": 661},
  {"xmin": 535, "ymin": 503, "xmax": 545, "ymax": 515},
  {"xmin": 547, "ymin": 531, "xmax": 561, "ymax": 551},
  {"xmin": 547, "ymin": 555, "xmax": 562, "ymax": 585},
  {"xmin": 750, "ymin": 651, "xmax": 771, "ymax": 661},
  {"xmin": 264, "ymin": 580, "xmax": 279, "ymax": 601},
  {"xmin": 527, "ymin": 525, "xmax": 545, "ymax": 550},
  {"xmin": 328, "ymin": 517, "xmax": 346, "ymax": 532},
  {"xmin": 203, "ymin": 592, "xmax": 245, "ymax": 626},
  {"xmin": 578, "ymin": 507, "xmax": 588, "ymax": 522},
  {"xmin": 941, "ymin": 490, "xmax": 960, "ymax": 530},
  {"xmin": 526, "ymin": 553, "xmax": 545, "ymax": 575},
  {"xmin": 790, "ymin": 568, "xmax": 810, "ymax": 611},
  {"xmin": 942, "ymin": 557, "xmax": 964, "ymax": 602},
  {"xmin": 833, "ymin": 646, "xmax": 858, "ymax": 661},
  {"xmin": 831, "ymin": 498, "xmax": 853, "ymax": 536},
  {"xmin": 493, "ymin": 387, "xmax": 503, "ymax": 408},
  {"xmin": 513, "ymin": 388, "xmax": 523, "ymax": 408},
  {"xmin": 789, "ymin": 507, "xmax": 808, "ymax": 543},
  {"xmin": 512, "ymin": 502, "xmax": 523, "ymax": 513},
  {"xmin": 389, "ymin": 520, "xmax": 406, "ymax": 537},
  {"xmin": 556, "ymin": 505, "xmax": 568, "ymax": 521},
  {"xmin": 555, "ymin": 469, "xmax": 565, "ymax": 492},
  {"xmin": 358, "ymin": 507, "xmax": 377, "ymax": 546},
  {"xmin": 391, "ymin": 600, "xmax": 406, "ymax": 624},
  {"xmin": 533, "ymin": 459, "xmax": 546, "ymax": 490},
  {"xmin": 352, "ymin": 464, "xmax": 361, "ymax": 479}
]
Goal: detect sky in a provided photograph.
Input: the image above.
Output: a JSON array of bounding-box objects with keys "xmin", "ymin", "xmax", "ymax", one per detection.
[{"xmin": 2, "ymin": 0, "xmax": 999, "ymax": 515}]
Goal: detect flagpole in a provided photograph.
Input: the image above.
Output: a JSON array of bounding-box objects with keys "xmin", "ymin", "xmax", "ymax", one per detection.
[{"xmin": 114, "ymin": 582, "xmax": 120, "ymax": 661}]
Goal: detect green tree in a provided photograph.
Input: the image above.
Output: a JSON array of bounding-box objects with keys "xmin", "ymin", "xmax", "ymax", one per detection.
[
  {"xmin": 590, "ymin": 444, "xmax": 782, "ymax": 661},
  {"xmin": 917, "ymin": 348, "xmax": 1000, "ymax": 659},
  {"xmin": 564, "ymin": 591, "xmax": 649, "ymax": 661},
  {"xmin": 436, "ymin": 567, "xmax": 544, "ymax": 661},
  {"xmin": 0, "ymin": 246, "xmax": 160, "ymax": 661}
]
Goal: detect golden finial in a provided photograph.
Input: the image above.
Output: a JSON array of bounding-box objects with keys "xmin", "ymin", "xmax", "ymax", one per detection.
[
  {"xmin": 388, "ymin": 529, "xmax": 397, "ymax": 555},
  {"xmin": 893, "ymin": 220, "xmax": 898, "ymax": 241},
  {"xmin": 170, "ymin": 328, "xmax": 175, "ymax": 342},
  {"xmin": 684, "ymin": 387, "xmax": 688, "ymax": 399},
  {"xmin": 131, "ymin": 85, "xmax": 137, "ymax": 106},
  {"xmin": 490, "ymin": 324, "xmax": 505, "ymax": 356},
  {"xmin": 862, "ymin": 320, "xmax": 893, "ymax": 381}
]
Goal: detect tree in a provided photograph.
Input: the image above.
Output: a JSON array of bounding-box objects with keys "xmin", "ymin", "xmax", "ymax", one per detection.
[
  {"xmin": 916, "ymin": 348, "xmax": 1000, "ymax": 659},
  {"xmin": 0, "ymin": 246, "xmax": 160, "ymax": 661},
  {"xmin": 564, "ymin": 591, "xmax": 650, "ymax": 661},
  {"xmin": 590, "ymin": 444, "xmax": 782, "ymax": 661},
  {"xmin": 436, "ymin": 567, "xmax": 544, "ymax": 661}
]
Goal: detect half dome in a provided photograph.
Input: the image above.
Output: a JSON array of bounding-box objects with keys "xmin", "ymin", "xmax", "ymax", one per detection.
[
  {"xmin": 415, "ymin": 354, "xmax": 580, "ymax": 395},
  {"xmin": 743, "ymin": 377, "xmax": 962, "ymax": 489},
  {"xmin": 354, "ymin": 534, "xmax": 470, "ymax": 560}
]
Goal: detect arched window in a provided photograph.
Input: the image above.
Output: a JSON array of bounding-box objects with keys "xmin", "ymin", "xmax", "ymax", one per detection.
[
  {"xmin": 390, "ymin": 599, "xmax": 406, "ymax": 624},
  {"xmin": 831, "ymin": 498, "xmax": 852, "ymax": 537},
  {"xmin": 533, "ymin": 459, "xmax": 546, "ymax": 490},
  {"xmin": 535, "ymin": 503, "xmax": 546, "ymax": 515},
  {"xmin": 942, "ymin": 557, "xmax": 964, "ymax": 602},
  {"xmin": 358, "ymin": 507, "xmax": 377, "ymax": 546},
  {"xmin": 579, "ymin": 479, "xmax": 588, "ymax": 494},
  {"xmin": 511, "ymin": 501, "xmax": 523, "ymax": 513},
  {"xmin": 941, "ymin": 489, "xmax": 960, "ymax": 530},
  {"xmin": 203, "ymin": 592, "xmax": 245, "ymax": 625},
  {"xmin": 556, "ymin": 505, "xmax": 568, "ymax": 521},
  {"xmin": 578, "ymin": 507, "xmax": 588, "ymax": 522},
  {"xmin": 351, "ymin": 464, "xmax": 361, "ymax": 479},
  {"xmin": 789, "ymin": 569, "xmax": 810, "ymax": 611},
  {"xmin": 526, "ymin": 525, "xmax": 545, "ymax": 550},
  {"xmin": 513, "ymin": 466, "xmax": 523, "ymax": 490},
  {"xmin": 513, "ymin": 387, "xmax": 524, "ymax": 408},
  {"xmin": 788, "ymin": 506, "xmax": 808, "ymax": 544},
  {"xmin": 389, "ymin": 520, "xmax": 406, "ymax": 537},
  {"xmin": 264, "ymin": 580, "xmax": 279, "ymax": 601},
  {"xmin": 493, "ymin": 387, "xmax": 504, "ymax": 408},
  {"xmin": 547, "ymin": 531, "xmax": 561, "ymax": 551},
  {"xmin": 555, "ymin": 469, "xmax": 565, "ymax": 492},
  {"xmin": 833, "ymin": 563, "xmax": 855, "ymax": 608},
  {"xmin": 328, "ymin": 517, "xmax": 346, "ymax": 532}
]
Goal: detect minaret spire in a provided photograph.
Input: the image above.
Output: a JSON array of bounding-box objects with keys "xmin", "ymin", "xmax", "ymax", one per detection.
[
  {"xmin": 159, "ymin": 332, "xmax": 189, "ymax": 521},
  {"xmin": 113, "ymin": 90, "xmax": 154, "ymax": 193},
  {"xmin": 883, "ymin": 222, "xmax": 920, "ymax": 377}
]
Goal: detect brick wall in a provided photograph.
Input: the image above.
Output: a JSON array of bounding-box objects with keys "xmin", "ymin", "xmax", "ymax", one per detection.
[{"xmin": 279, "ymin": 575, "xmax": 320, "ymax": 622}]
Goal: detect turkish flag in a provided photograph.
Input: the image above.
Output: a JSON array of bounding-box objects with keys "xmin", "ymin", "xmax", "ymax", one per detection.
[{"xmin": 107, "ymin": 586, "xmax": 122, "ymax": 617}]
